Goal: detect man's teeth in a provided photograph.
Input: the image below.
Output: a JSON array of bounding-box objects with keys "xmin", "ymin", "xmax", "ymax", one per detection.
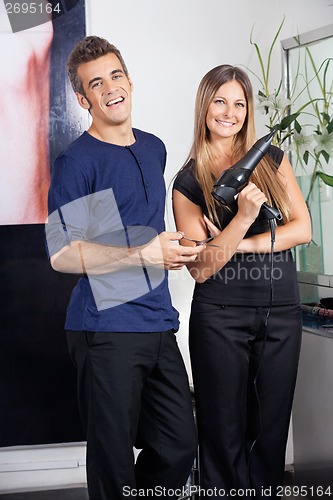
[{"xmin": 106, "ymin": 97, "xmax": 124, "ymax": 106}]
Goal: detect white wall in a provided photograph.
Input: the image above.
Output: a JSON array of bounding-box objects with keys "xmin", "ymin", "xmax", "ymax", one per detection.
[{"xmin": 86, "ymin": 0, "xmax": 333, "ymax": 376}]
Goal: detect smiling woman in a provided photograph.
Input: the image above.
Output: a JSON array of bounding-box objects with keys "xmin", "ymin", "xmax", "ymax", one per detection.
[
  {"xmin": 205, "ymin": 80, "xmax": 247, "ymax": 149},
  {"xmin": 172, "ymin": 63, "xmax": 311, "ymax": 497}
]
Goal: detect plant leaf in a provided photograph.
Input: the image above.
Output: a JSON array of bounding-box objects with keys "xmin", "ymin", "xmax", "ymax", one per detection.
[
  {"xmin": 321, "ymin": 151, "xmax": 331, "ymax": 164},
  {"xmin": 266, "ymin": 17, "xmax": 285, "ymax": 88},
  {"xmin": 279, "ymin": 112, "xmax": 300, "ymax": 129},
  {"xmin": 258, "ymin": 89, "xmax": 267, "ymax": 98},
  {"xmin": 294, "ymin": 120, "xmax": 302, "ymax": 133},
  {"xmin": 322, "ymin": 112, "xmax": 330, "ymax": 124},
  {"xmin": 327, "ymin": 120, "xmax": 333, "ymax": 134},
  {"xmin": 316, "ymin": 171, "xmax": 333, "ymax": 187}
]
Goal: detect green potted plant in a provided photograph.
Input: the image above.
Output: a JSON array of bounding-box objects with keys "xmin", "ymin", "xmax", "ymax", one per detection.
[
  {"xmin": 247, "ymin": 18, "xmax": 333, "ymax": 274},
  {"xmin": 248, "ymin": 18, "xmax": 333, "ymax": 201}
]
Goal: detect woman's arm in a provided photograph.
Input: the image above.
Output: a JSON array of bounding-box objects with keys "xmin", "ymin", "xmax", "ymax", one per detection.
[
  {"xmin": 237, "ymin": 155, "xmax": 312, "ymax": 253},
  {"xmin": 172, "ymin": 182, "xmax": 266, "ymax": 283}
]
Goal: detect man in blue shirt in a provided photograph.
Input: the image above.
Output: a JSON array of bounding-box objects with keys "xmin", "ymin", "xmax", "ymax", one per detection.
[{"xmin": 46, "ymin": 36, "xmax": 203, "ymax": 499}]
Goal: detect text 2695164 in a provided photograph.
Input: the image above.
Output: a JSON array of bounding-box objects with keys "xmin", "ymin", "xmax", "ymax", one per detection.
[{"xmin": 5, "ymin": 3, "xmax": 61, "ymax": 15}]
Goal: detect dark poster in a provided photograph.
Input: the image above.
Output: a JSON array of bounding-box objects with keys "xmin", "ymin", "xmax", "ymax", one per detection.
[{"xmin": 0, "ymin": 0, "xmax": 87, "ymax": 446}]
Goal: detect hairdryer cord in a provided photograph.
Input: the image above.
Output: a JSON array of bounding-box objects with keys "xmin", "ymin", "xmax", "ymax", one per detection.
[{"xmin": 246, "ymin": 218, "xmax": 275, "ymax": 489}]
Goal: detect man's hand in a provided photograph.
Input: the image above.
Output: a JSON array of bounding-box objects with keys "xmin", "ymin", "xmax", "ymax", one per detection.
[{"xmin": 141, "ymin": 231, "xmax": 206, "ymax": 270}]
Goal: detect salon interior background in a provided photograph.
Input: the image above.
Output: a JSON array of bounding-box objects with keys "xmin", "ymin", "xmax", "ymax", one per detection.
[{"xmin": 0, "ymin": 0, "xmax": 332, "ymax": 494}]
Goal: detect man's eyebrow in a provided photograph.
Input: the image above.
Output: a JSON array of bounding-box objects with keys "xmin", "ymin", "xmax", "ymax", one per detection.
[
  {"xmin": 88, "ymin": 69, "xmax": 124, "ymax": 88},
  {"xmin": 88, "ymin": 77, "xmax": 102, "ymax": 88},
  {"xmin": 111, "ymin": 69, "xmax": 124, "ymax": 76}
]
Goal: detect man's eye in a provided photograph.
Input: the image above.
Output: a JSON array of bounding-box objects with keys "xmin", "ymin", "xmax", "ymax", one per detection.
[
  {"xmin": 112, "ymin": 74, "xmax": 122, "ymax": 80},
  {"xmin": 92, "ymin": 82, "xmax": 102, "ymax": 89}
]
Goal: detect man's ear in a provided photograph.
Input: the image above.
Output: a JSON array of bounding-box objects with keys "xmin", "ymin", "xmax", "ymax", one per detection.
[
  {"xmin": 76, "ymin": 92, "xmax": 90, "ymax": 110},
  {"xmin": 128, "ymin": 76, "xmax": 133, "ymax": 91}
]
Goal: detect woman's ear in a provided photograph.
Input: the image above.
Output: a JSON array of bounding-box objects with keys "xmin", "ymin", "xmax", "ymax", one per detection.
[{"xmin": 76, "ymin": 92, "xmax": 90, "ymax": 110}]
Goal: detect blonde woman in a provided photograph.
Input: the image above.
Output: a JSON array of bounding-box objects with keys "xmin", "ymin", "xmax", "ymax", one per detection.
[{"xmin": 172, "ymin": 65, "xmax": 311, "ymax": 498}]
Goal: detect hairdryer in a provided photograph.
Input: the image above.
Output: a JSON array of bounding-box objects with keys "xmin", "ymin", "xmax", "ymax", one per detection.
[{"xmin": 212, "ymin": 131, "xmax": 282, "ymax": 220}]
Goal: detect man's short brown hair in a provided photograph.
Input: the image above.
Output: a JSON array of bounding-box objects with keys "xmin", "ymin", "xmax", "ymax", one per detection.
[{"xmin": 67, "ymin": 36, "xmax": 129, "ymax": 95}]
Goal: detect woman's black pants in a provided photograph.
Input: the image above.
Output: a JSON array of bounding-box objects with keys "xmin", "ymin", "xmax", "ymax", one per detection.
[
  {"xmin": 189, "ymin": 302, "xmax": 302, "ymax": 499},
  {"xmin": 67, "ymin": 329, "xmax": 197, "ymax": 500}
]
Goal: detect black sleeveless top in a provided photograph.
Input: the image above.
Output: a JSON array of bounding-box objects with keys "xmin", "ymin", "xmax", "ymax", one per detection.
[{"xmin": 173, "ymin": 146, "xmax": 300, "ymax": 306}]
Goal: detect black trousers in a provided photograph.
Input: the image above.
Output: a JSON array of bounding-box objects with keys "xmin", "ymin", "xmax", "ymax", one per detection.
[
  {"xmin": 67, "ymin": 329, "xmax": 197, "ymax": 500},
  {"xmin": 189, "ymin": 302, "xmax": 302, "ymax": 499}
]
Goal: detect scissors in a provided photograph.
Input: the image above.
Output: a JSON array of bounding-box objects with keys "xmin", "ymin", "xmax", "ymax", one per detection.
[{"xmin": 180, "ymin": 235, "xmax": 220, "ymax": 247}]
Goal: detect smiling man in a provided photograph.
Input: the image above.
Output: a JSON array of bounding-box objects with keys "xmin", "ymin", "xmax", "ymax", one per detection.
[{"xmin": 46, "ymin": 36, "xmax": 202, "ymax": 500}]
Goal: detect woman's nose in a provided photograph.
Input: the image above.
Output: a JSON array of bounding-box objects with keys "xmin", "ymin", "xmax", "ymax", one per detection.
[{"xmin": 223, "ymin": 104, "xmax": 233, "ymax": 117}]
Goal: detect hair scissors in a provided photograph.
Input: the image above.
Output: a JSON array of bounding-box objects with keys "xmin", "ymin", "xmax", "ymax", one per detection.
[{"xmin": 181, "ymin": 235, "xmax": 220, "ymax": 247}]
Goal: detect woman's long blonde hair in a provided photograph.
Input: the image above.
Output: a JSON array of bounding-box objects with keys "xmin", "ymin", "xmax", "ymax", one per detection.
[{"xmin": 185, "ymin": 65, "xmax": 291, "ymax": 226}]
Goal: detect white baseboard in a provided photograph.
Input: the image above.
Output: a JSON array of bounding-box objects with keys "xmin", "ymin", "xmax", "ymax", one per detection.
[{"xmin": 0, "ymin": 443, "xmax": 87, "ymax": 494}]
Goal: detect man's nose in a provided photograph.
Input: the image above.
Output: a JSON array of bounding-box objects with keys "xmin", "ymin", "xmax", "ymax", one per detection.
[{"xmin": 105, "ymin": 79, "xmax": 118, "ymax": 94}]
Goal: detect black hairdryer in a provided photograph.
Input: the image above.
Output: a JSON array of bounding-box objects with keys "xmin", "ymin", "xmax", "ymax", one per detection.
[{"xmin": 212, "ymin": 131, "xmax": 282, "ymax": 220}]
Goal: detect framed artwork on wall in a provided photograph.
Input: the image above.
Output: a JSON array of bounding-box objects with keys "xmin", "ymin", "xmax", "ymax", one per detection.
[{"xmin": 0, "ymin": 0, "xmax": 88, "ymax": 447}]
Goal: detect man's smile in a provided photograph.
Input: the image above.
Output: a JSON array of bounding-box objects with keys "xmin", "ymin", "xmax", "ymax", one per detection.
[{"xmin": 106, "ymin": 96, "xmax": 124, "ymax": 107}]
